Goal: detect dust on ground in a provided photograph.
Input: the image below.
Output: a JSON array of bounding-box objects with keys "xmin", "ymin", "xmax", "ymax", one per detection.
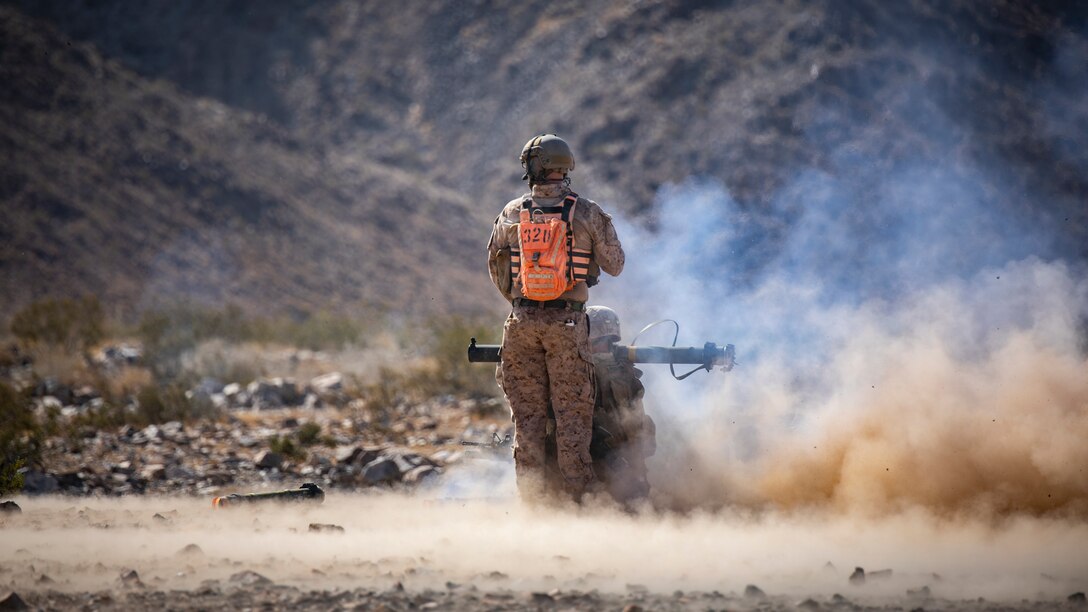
[{"xmin": 2, "ymin": 490, "xmax": 1086, "ymax": 610}]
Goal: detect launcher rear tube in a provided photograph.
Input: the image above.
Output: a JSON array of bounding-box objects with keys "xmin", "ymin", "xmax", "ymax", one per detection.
[{"xmin": 467, "ymin": 338, "xmax": 726, "ymax": 365}]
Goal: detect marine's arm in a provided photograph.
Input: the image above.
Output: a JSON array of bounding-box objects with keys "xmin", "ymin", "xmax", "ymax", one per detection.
[
  {"xmin": 588, "ymin": 203, "xmax": 625, "ymax": 276},
  {"xmin": 487, "ymin": 206, "xmax": 516, "ymax": 300}
]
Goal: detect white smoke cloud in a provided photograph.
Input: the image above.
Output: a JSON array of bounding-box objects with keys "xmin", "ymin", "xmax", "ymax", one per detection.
[{"xmin": 593, "ymin": 152, "xmax": 1088, "ymax": 518}]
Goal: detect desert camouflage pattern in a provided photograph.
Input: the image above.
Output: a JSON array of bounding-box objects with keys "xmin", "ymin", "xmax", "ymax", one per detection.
[
  {"xmin": 589, "ymin": 353, "xmax": 655, "ymax": 503},
  {"xmin": 487, "ymin": 183, "xmax": 625, "ymax": 303},
  {"xmin": 498, "ymin": 306, "xmax": 597, "ymax": 499}
]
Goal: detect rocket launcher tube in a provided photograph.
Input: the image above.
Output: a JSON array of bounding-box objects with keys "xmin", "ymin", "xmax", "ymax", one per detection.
[
  {"xmin": 213, "ymin": 482, "xmax": 325, "ymax": 508},
  {"xmin": 467, "ymin": 338, "xmax": 735, "ymax": 372}
]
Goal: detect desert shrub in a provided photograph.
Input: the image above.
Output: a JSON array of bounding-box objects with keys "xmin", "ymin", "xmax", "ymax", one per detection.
[
  {"xmin": 9, "ymin": 295, "xmax": 104, "ymax": 352},
  {"xmin": 268, "ymin": 434, "xmax": 306, "ymax": 461},
  {"xmin": 296, "ymin": 421, "xmax": 322, "ymax": 446},
  {"xmin": 280, "ymin": 311, "xmax": 367, "ymax": 350},
  {"xmin": 138, "ymin": 303, "xmax": 371, "ymax": 380},
  {"xmin": 25, "ymin": 344, "xmax": 91, "ymax": 387},
  {"xmin": 138, "ymin": 304, "xmax": 245, "ymax": 380},
  {"xmin": 0, "ymin": 382, "xmax": 41, "ymax": 495},
  {"xmin": 134, "ymin": 384, "xmax": 217, "ymax": 425},
  {"xmin": 410, "ymin": 315, "xmax": 502, "ymax": 398}
]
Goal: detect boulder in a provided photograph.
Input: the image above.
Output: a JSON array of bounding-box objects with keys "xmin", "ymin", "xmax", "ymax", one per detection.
[
  {"xmin": 0, "ymin": 501, "xmax": 21, "ymax": 514},
  {"xmin": 164, "ymin": 465, "xmax": 196, "ymax": 481},
  {"xmin": 0, "ymin": 591, "xmax": 29, "ymax": 610},
  {"xmin": 34, "ymin": 378, "xmax": 71, "ymax": 404},
  {"xmin": 20, "ymin": 470, "xmax": 58, "ymax": 494},
  {"xmin": 141, "ymin": 464, "xmax": 167, "ymax": 481},
  {"xmin": 403, "ymin": 465, "xmax": 439, "ymax": 484},
  {"xmin": 254, "ymin": 450, "xmax": 284, "ymax": 470},
  {"xmin": 247, "ymin": 380, "xmax": 283, "ymax": 408},
  {"xmin": 335, "ymin": 446, "xmax": 382, "ymax": 466},
  {"xmin": 744, "ymin": 584, "xmax": 766, "ymax": 599},
  {"xmin": 228, "ymin": 570, "xmax": 272, "ymax": 587},
  {"xmin": 360, "ymin": 457, "xmax": 401, "ymax": 485},
  {"xmin": 71, "ymin": 386, "xmax": 100, "ymax": 405},
  {"xmin": 310, "ymin": 372, "xmax": 343, "ymax": 394},
  {"xmin": 118, "ymin": 569, "xmax": 144, "ymax": 588}
]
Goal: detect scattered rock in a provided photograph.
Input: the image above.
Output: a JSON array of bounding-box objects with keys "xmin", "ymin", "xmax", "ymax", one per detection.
[
  {"xmin": 310, "ymin": 372, "xmax": 343, "ymax": 394},
  {"xmin": 308, "ymin": 523, "xmax": 344, "ymax": 533},
  {"xmin": 403, "ymin": 465, "xmax": 439, "ymax": 484},
  {"xmin": 531, "ymin": 592, "xmax": 554, "ymax": 603},
  {"xmin": 907, "ymin": 585, "xmax": 932, "ymax": 598},
  {"xmin": 744, "ymin": 584, "xmax": 766, "ymax": 599},
  {"xmin": 360, "ymin": 457, "xmax": 401, "ymax": 485},
  {"xmin": 151, "ymin": 513, "xmax": 170, "ymax": 523},
  {"xmin": 830, "ymin": 593, "xmax": 850, "ymax": 605},
  {"xmin": 141, "ymin": 464, "xmax": 166, "ymax": 481},
  {"xmin": 0, "ymin": 591, "xmax": 29, "ymax": 611},
  {"xmin": 35, "ymin": 574, "xmax": 54, "ymax": 584},
  {"xmin": 118, "ymin": 569, "xmax": 143, "ymax": 588},
  {"xmin": 164, "ymin": 465, "xmax": 196, "ymax": 481},
  {"xmin": 622, "ymin": 605, "xmax": 644, "ymax": 612},
  {"xmin": 0, "ymin": 501, "xmax": 21, "ymax": 514},
  {"xmin": 335, "ymin": 446, "xmax": 382, "ymax": 466},
  {"xmin": 1069, "ymin": 592, "xmax": 1086, "ymax": 604},
  {"xmin": 20, "ymin": 470, "xmax": 58, "ymax": 494},
  {"xmin": 228, "ymin": 570, "xmax": 273, "ymax": 587},
  {"xmin": 254, "ymin": 450, "xmax": 284, "ymax": 470},
  {"xmin": 849, "ymin": 567, "xmax": 865, "ymax": 585},
  {"xmin": 868, "ymin": 568, "xmax": 893, "ymax": 580},
  {"xmin": 798, "ymin": 598, "xmax": 821, "ymax": 610},
  {"xmin": 177, "ymin": 543, "xmax": 204, "ymax": 557}
]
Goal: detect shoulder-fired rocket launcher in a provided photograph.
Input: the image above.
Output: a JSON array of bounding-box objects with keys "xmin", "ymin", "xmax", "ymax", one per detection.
[{"xmin": 467, "ymin": 336, "xmax": 735, "ymax": 379}]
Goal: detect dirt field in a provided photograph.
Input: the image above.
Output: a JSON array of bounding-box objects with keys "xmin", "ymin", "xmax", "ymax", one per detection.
[{"xmin": 3, "ymin": 484, "xmax": 1087, "ymax": 611}]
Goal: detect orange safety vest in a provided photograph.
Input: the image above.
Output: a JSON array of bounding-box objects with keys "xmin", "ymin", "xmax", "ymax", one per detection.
[{"xmin": 511, "ymin": 194, "xmax": 593, "ymax": 300}]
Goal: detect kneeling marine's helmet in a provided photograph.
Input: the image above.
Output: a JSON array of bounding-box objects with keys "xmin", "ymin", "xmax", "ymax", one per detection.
[
  {"xmin": 520, "ymin": 134, "xmax": 575, "ymax": 183},
  {"xmin": 587, "ymin": 306, "xmax": 621, "ymax": 343}
]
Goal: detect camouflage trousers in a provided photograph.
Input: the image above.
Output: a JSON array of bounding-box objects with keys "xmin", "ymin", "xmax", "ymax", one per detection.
[{"xmin": 499, "ymin": 306, "xmax": 596, "ymax": 499}]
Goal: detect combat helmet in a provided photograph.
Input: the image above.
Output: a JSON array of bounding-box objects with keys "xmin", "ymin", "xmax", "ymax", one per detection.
[
  {"xmin": 587, "ymin": 306, "xmax": 621, "ymax": 343},
  {"xmin": 520, "ymin": 134, "xmax": 575, "ymax": 184}
]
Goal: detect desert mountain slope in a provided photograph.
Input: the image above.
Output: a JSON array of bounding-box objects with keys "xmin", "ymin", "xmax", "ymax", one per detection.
[
  {"xmin": 0, "ymin": 7, "xmax": 499, "ymax": 320},
  {"xmin": 3, "ymin": 0, "xmax": 1087, "ymax": 318}
]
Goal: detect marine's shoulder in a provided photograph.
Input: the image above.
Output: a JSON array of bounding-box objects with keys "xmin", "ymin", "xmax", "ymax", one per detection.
[
  {"xmin": 499, "ymin": 195, "xmax": 531, "ymax": 218},
  {"xmin": 571, "ymin": 192, "xmax": 600, "ymax": 208},
  {"xmin": 571, "ymin": 194, "xmax": 612, "ymax": 222}
]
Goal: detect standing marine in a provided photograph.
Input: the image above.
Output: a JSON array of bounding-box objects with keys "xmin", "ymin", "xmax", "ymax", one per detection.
[
  {"xmin": 538, "ymin": 305, "xmax": 656, "ymax": 505},
  {"xmin": 486, "ymin": 134, "xmax": 625, "ymax": 501}
]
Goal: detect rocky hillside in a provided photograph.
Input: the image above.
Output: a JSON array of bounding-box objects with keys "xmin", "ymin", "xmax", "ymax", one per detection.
[
  {"xmin": 3, "ymin": 0, "xmax": 1086, "ymax": 319},
  {"xmin": 0, "ymin": 7, "xmax": 498, "ymax": 320}
]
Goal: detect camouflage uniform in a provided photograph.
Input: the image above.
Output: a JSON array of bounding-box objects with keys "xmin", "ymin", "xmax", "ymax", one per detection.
[
  {"xmin": 487, "ymin": 182, "xmax": 624, "ymax": 499},
  {"xmin": 588, "ymin": 353, "xmax": 656, "ymax": 503}
]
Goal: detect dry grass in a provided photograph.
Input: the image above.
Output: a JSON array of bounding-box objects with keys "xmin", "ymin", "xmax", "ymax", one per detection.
[
  {"xmin": 28, "ymin": 346, "xmax": 95, "ymax": 388},
  {"xmin": 104, "ymin": 366, "xmax": 154, "ymax": 399}
]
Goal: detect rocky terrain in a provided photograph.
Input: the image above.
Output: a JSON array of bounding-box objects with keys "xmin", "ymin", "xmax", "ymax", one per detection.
[{"xmin": 21, "ymin": 403, "xmax": 508, "ymax": 500}]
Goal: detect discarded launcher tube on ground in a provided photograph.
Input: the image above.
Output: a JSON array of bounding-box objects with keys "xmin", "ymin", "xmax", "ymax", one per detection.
[{"xmin": 212, "ymin": 482, "xmax": 325, "ymax": 508}]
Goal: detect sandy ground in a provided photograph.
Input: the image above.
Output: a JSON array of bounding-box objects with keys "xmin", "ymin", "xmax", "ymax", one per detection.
[{"xmin": 3, "ymin": 474, "xmax": 1087, "ymax": 611}]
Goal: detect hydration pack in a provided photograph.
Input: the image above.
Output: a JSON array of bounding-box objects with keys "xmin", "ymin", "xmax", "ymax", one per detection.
[{"xmin": 513, "ymin": 194, "xmax": 579, "ymax": 301}]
